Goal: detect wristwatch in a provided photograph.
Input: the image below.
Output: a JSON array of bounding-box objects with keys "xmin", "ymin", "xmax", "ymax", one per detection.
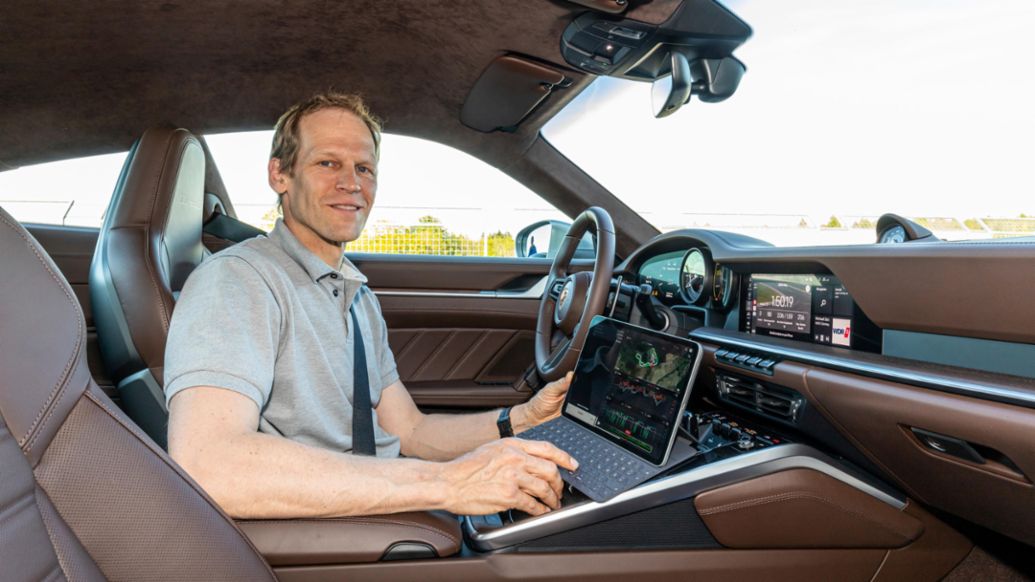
[{"xmin": 496, "ymin": 407, "xmax": 514, "ymax": 438}]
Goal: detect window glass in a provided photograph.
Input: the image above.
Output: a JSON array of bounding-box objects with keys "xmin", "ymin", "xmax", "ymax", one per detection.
[
  {"xmin": 0, "ymin": 152, "xmax": 127, "ymax": 227},
  {"xmin": 205, "ymin": 131, "xmax": 569, "ymax": 257},
  {"xmin": 542, "ymin": 0, "xmax": 1035, "ymax": 246}
]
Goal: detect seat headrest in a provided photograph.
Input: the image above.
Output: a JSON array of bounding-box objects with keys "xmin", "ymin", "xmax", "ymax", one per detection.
[
  {"xmin": 0, "ymin": 207, "xmax": 93, "ymax": 463},
  {"xmin": 103, "ymin": 126, "xmax": 206, "ymax": 293}
]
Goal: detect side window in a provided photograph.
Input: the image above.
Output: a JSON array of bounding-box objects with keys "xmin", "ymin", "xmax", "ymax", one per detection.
[
  {"xmin": 0, "ymin": 152, "xmax": 127, "ymax": 227},
  {"xmin": 206, "ymin": 131, "xmax": 571, "ymax": 258}
]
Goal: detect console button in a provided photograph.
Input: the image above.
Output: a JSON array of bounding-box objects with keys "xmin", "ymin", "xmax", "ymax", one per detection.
[
  {"xmin": 746, "ymin": 356, "xmax": 763, "ymax": 366},
  {"xmin": 735, "ymin": 354, "xmax": 751, "ymax": 363},
  {"xmin": 715, "ymin": 348, "xmax": 729, "ymax": 358},
  {"xmin": 737, "ymin": 434, "xmax": 755, "ymax": 450}
]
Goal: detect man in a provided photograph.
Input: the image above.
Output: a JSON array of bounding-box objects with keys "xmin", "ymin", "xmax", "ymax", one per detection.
[{"xmin": 165, "ymin": 92, "xmax": 577, "ymax": 519}]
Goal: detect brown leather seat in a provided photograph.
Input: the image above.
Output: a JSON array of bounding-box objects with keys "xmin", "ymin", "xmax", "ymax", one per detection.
[
  {"xmin": 89, "ymin": 126, "xmax": 207, "ymax": 447},
  {"xmin": 1, "ymin": 207, "xmax": 464, "ymax": 577},
  {"xmin": 0, "ymin": 206, "xmax": 276, "ymax": 581}
]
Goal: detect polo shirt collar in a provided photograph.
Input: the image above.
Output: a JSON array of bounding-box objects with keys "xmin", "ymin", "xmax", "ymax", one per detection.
[{"xmin": 269, "ymin": 219, "xmax": 367, "ymax": 285}]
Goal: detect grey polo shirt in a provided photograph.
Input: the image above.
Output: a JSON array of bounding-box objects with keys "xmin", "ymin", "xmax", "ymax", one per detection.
[{"xmin": 164, "ymin": 219, "xmax": 401, "ymax": 457}]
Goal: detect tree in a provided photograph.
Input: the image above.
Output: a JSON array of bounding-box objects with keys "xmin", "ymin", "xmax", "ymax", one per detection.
[
  {"xmin": 486, "ymin": 230, "xmax": 515, "ymax": 257},
  {"xmin": 260, "ymin": 205, "xmax": 283, "ymax": 232},
  {"xmin": 823, "ymin": 215, "xmax": 842, "ymax": 228},
  {"xmin": 963, "ymin": 218, "xmax": 983, "ymax": 230}
]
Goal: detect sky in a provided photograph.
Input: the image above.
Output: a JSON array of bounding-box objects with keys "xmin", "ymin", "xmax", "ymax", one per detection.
[
  {"xmin": 1, "ymin": 0, "xmax": 1032, "ymax": 247},
  {"xmin": 544, "ymin": 0, "xmax": 1035, "ymax": 230}
]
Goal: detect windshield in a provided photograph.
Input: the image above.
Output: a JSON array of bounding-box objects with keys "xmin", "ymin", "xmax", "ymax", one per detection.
[{"xmin": 543, "ymin": 0, "xmax": 1035, "ymax": 246}]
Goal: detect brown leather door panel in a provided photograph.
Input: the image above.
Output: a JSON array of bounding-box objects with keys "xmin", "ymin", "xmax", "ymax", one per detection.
[
  {"xmin": 25, "ymin": 224, "xmax": 97, "ymax": 324},
  {"xmin": 800, "ymin": 368, "xmax": 1035, "ymax": 547},
  {"xmin": 388, "ymin": 327, "xmax": 534, "ymax": 408},
  {"xmin": 353, "ymin": 254, "xmax": 584, "ymax": 409},
  {"xmin": 349, "ymin": 253, "xmax": 592, "ymax": 291}
]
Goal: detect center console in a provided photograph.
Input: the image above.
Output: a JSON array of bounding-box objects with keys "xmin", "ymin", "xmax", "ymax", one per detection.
[{"xmin": 463, "ymin": 409, "xmax": 905, "ymax": 552}]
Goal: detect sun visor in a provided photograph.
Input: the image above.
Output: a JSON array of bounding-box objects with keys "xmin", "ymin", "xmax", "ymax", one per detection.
[{"xmin": 460, "ymin": 55, "xmax": 571, "ymax": 133}]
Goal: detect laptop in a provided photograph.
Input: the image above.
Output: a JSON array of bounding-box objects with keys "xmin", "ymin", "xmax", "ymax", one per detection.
[{"xmin": 520, "ymin": 316, "xmax": 702, "ymax": 502}]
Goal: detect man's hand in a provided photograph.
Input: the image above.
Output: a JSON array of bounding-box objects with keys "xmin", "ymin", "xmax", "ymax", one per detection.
[
  {"xmin": 514, "ymin": 371, "xmax": 573, "ymax": 431},
  {"xmin": 439, "ymin": 438, "xmax": 578, "ymax": 516}
]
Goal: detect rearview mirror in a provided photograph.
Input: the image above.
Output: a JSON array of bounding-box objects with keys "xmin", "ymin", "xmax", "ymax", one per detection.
[{"xmin": 651, "ymin": 52, "xmax": 692, "ymax": 118}]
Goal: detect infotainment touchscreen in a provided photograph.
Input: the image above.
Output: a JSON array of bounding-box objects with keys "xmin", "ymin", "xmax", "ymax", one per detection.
[{"xmin": 742, "ymin": 274, "xmax": 856, "ymax": 348}]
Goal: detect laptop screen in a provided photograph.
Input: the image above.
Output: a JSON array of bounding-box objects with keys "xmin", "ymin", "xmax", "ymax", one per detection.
[{"xmin": 562, "ymin": 316, "xmax": 702, "ymax": 465}]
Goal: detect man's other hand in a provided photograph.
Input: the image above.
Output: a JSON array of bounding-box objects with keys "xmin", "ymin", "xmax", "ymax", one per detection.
[
  {"xmin": 440, "ymin": 438, "xmax": 578, "ymax": 516},
  {"xmin": 515, "ymin": 371, "xmax": 573, "ymax": 429}
]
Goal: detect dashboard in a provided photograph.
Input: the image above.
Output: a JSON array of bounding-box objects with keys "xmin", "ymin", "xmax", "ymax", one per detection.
[
  {"xmin": 633, "ymin": 243, "xmax": 880, "ymax": 353},
  {"xmin": 609, "ymin": 227, "xmax": 1035, "ymax": 555}
]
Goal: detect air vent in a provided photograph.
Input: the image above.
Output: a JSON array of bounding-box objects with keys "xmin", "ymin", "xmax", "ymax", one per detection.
[{"xmin": 716, "ymin": 373, "xmax": 805, "ymax": 423}]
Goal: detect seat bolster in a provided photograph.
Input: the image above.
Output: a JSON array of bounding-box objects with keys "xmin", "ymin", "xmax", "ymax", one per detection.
[
  {"xmin": 105, "ymin": 227, "xmax": 175, "ymax": 370},
  {"xmin": 0, "ymin": 208, "xmax": 92, "ymax": 464},
  {"xmin": 33, "ymin": 389, "xmax": 276, "ymax": 581},
  {"xmin": 237, "ymin": 511, "xmax": 463, "ymax": 565},
  {"xmin": 35, "ymin": 485, "xmax": 107, "ymax": 581},
  {"xmin": 0, "ymin": 413, "xmax": 68, "ymax": 582}
]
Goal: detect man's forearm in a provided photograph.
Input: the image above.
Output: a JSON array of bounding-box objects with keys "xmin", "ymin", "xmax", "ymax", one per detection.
[
  {"xmin": 175, "ymin": 429, "xmax": 450, "ymax": 519},
  {"xmin": 399, "ymin": 404, "xmax": 537, "ymax": 461}
]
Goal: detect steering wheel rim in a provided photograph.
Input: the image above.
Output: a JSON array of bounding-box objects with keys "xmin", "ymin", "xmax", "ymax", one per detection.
[{"xmin": 535, "ymin": 206, "xmax": 616, "ymax": 381}]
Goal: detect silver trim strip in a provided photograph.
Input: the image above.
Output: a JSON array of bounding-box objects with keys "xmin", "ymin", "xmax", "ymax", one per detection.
[
  {"xmin": 691, "ymin": 328, "xmax": 1035, "ymax": 409},
  {"xmin": 374, "ymin": 276, "xmax": 548, "ymax": 300},
  {"xmin": 464, "ymin": 443, "xmax": 905, "ymax": 551}
]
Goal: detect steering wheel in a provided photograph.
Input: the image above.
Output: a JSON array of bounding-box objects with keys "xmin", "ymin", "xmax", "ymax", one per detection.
[{"xmin": 535, "ymin": 207, "xmax": 616, "ymax": 381}]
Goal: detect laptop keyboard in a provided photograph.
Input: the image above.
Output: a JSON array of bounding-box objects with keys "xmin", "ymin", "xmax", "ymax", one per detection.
[{"xmin": 521, "ymin": 418, "xmax": 660, "ymax": 502}]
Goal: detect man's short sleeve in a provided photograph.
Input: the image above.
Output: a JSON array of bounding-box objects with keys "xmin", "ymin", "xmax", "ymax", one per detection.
[{"xmin": 164, "ymin": 256, "xmax": 282, "ymax": 409}]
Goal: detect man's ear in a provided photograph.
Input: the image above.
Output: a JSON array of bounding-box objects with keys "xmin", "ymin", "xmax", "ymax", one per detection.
[{"xmin": 268, "ymin": 158, "xmax": 288, "ymax": 194}]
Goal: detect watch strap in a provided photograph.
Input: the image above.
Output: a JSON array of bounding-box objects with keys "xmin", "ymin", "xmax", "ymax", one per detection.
[{"xmin": 496, "ymin": 406, "xmax": 514, "ymax": 438}]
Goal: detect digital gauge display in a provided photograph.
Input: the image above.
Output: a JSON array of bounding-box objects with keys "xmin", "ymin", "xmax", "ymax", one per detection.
[
  {"xmin": 638, "ymin": 251, "xmax": 683, "ymax": 303},
  {"xmin": 712, "ymin": 264, "xmax": 734, "ymax": 308},
  {"xmin": 679, "ymin": 248, "xmax": 710, "ymax": 305}
]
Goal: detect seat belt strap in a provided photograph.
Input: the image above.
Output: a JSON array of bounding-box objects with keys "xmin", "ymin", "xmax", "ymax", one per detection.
[
  {"xmin": 349, "ymin": 307, "xmax": 376, "ymax": 456},
  {"xmin": 202, "ymin": 212, "xmax": 265, "ymax": 243}
]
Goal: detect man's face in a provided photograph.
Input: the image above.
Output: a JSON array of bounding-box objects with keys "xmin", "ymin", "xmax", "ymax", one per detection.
[{"xmin": 269, "ymin": 108, "xmax": 377, "ymax": 263}]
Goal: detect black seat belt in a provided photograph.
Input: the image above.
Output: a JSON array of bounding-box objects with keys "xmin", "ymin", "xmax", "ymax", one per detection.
[
  {"xmin": 203, "ymin": 212, "xmax": 266, "ymax": 243},
  {"xmin": 349, "ymin": 307, "xmax": 376, "ymax": 456}
]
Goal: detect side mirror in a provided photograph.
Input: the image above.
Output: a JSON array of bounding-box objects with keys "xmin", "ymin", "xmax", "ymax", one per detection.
[
  {"xmin": 515, "ymin": 220, "xmax": 595, "ymax": 258},
  {"xmin": 652, "ymin": 52, "xmax": 693, "ymax": 118}
]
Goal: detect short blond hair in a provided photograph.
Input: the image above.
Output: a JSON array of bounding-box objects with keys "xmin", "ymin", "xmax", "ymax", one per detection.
[{"xmin": 270, "ymin": 91, "xmax": 382, "ymax": 175}]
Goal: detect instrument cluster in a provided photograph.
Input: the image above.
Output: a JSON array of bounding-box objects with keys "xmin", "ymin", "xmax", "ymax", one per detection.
[{"xmin": 637, "ymin": 247, "xmax": 737, "ymax": 311}]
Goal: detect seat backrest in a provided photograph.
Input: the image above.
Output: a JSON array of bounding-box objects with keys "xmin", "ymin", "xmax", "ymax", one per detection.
[
  {"xmin": 0, "ymin": 206, "xmax": 275, "ymax": 581},
  {"xmin": 89, "ymin": 127, "xmax": 207, "ymax": 447}
]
